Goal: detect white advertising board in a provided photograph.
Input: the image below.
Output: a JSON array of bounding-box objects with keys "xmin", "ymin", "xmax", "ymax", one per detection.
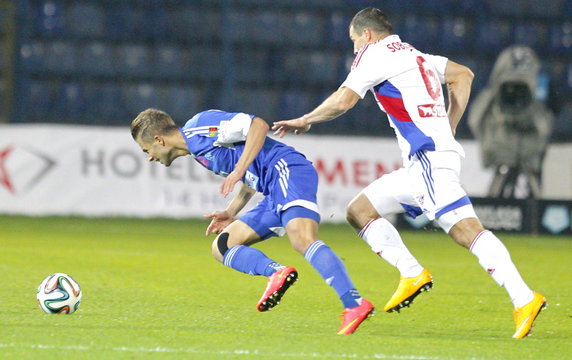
[{"xmin": 0, "ymin": 124, "xmax": 500, "ymax": 221}]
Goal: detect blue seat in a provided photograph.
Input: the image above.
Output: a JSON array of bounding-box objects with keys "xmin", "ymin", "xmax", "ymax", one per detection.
[
  {"xmin": 328, "ymin": 12, "xmax": 351, "ymax": 47},
  {"xmin": 52, "ymin": 82, "xmax": 85, "ymax": 121},
  {"xmin": 170, "ymin": 6, "xmax": 221, "ymax": 41},
  {"xmin": 413, "ymin": 0, "xmax": 449, "ymax": 13},
  {"xmin": 279, "ymin": 91, "xmax": 316, "ymax": 119},
  {"xmin": 115, "ymin": 45, "xmax": 153, "ymax": 76},
  {"xmin": 346, "ymin": 0, "xmax": 395, "ymax": 10},
  {"xmin": 306, "ymin": 51, "xmax": 340, "ymax": 84},
  {"xmin": 123, "ymin": 83, "xmax": 162, "ymax": 117},
  {"xmin": 454, "ymin": 0, "xmax": 490, "ymax": 14},
  {"xmin": 95, "ymin": 84, "xmax": 127, "ymax": 122},
  {"xmin": 188, "ymin": 47, "xmax": 223, "ymax": 80},
  {"xmin": 343, "ymin": 98, "xmax": 383, "ymax": 135},
  {"xmin": 283, "ymin": 12, "xmax": 325, "ymax": 46},
  {"xmin": 67, "ymin": 3, "xmax": 105, "ymax": 37},
  {"xmin": 280, "ymin": 52, "xmax": 306, "ymax": 83},
  {"xmin": 279, "ymin": 50, "xmax": 341, "ymax": 85},
  {"xmin": 275, "ymin": 51, "xmax": 343, "ymax": 85},
  {"xmin": 235, "ymin": 49, "xmax": 269, "ymax": 82},
  {"xmin": 564, "ymin": 0, "xmax": 572, "ymax": 18},
  {"xmin": 79, "ymin": 42, "xmax": 114, "ymax": 76},
  {"xmin": 34, "ymin": 1, "xmax": 66, "ymax": 36},
  {"xmin": 526, "ymin": 0, "xmax": 564, "ymax": 17},
  {"xmin": 440, "ymin": 17, "xmax": 475, "ymax": 52},
  {"xmin": 155, "ymin": 45, "xmax": 187, "ymax": 78},
  {"xmin": 19, "ymin": 42, "xmax": 45, "ymax": 72},
  {"xmin": 228, "ymin": 11, "xmax": 249, "ymax": 43},
  {"xmin": 250, "ymin": 11, "xmax": 283, "ymax": 44},
  {"xmin": 399, "ymin": 15, "xmax": 440, "ymax": 52},
  {"xmin": 105, "ymin": 4, "xmax": 129, "ymax": 39},
  {"xmin": 562, "ymin": 63, "xmax": 572, "ymax": 96},
  {"xmin": 549, "ymin": 22, "xmax": 572, "ymax": 55},
  {"xmin": 488, "ymin": 1, "xmax": 526, "ymax": 16},
  {"xmin": 289, "ymin": 0, "xmax": 344, "ymax": 6},
  {"xmin": 551, "ymin": 101, "xmax": 572, "ymax": 141},
  {"xmin": 18, "ymin": 80, "xmax": 54, "ymax": 121},
  {"xmin": 233, "ymin": 88, "xmax": 278, "ymax": 121},
  {"xmin": 513, "ymin": 22, "xmax": 548, "ymax": 52},
  {"xmin": 475, "ymin": 20, "xmax": 512, "ymax": 54},
  {"xmin": 105, "ymin": 5, "xmax": 148, "ymax": 39},
  {"xmin": 139, "ymin": 6, "xmax": 169, "ymax": 40},
  {"xmin": 163, "ymin": 86, "xmax": 204, "ymax": 121},
  {"xmin": 43, "ymin": 41, "xmax": 77, "ymax": 74}
]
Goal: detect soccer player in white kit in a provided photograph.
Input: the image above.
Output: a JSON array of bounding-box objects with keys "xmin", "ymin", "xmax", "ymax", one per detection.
[{"xmin": 273, "ymin": 7, "xmax": 546, "ymax": 339}]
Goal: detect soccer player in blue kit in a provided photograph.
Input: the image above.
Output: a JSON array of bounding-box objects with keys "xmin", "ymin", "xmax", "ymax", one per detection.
[{"xmin": 131, "ymin": 108, "xmax": 374, "ymax": 334}]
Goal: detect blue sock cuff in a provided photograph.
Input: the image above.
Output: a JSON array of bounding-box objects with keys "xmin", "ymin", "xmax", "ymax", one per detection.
[
  {"xmin": 223, "ymin": 245, "xmax": 245, "ymax": 268},
  {"xmin": 304, "ymin": 240, "xmax": 326, "ymax": 262}
]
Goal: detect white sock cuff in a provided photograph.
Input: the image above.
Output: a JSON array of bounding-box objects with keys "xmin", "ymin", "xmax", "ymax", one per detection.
[
  {"xmin": 358, "ymin": 217, "xmax": 381, "ymax": 238},
  {"xmin": 469, "ymin": 230, "xmax": 491, "ymax": 252}
]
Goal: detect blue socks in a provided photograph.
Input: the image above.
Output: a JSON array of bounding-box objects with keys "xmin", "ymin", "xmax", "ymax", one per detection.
[
  {"xmin": 223, "ymin": 245, "xmax": 280, "ymax": 277},
  {"xmin": 304, "ymin": 241, "xmax": 362, "ymax": 308},
  {"xmin": 222, "ymin": 242, "xmax": 362, "ymax": 309}
]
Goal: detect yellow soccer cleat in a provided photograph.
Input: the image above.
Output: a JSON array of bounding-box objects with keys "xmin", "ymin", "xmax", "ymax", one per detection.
[
  {"xmin": 384, "ymin": 269, "xmax": 433, "ymax": 313},
  {"xmin": 512, "ymin": 291, "xmax": 546, "ymax": 339}
]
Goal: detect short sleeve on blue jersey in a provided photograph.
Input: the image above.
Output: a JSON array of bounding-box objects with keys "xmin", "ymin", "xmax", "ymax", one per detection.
[{"xmin": 214, "ymin": 112, "xmax": 253, "ymax": 146}]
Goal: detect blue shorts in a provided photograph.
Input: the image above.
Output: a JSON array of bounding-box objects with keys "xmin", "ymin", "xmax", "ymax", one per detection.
[{"xmin": 239, "ymin": 154, "xmax": 321, "ymax": 240}]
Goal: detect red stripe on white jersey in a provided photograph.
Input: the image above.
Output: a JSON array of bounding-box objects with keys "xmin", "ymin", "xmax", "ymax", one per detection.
[{"xmin": 351, "ymin": 43, "xmax": 370, "ymax": 71}]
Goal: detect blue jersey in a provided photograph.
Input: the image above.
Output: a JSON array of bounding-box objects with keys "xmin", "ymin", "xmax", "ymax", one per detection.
[{"xmin": 181, "ymin": 110, "xmax": 304, "ymax": 195}]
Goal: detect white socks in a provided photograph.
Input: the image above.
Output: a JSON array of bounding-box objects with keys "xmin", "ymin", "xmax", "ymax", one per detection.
[
  {"xmin": 359, "ymin": 217, "xmax": 423, "ymax": 278},
  {"xmin": 470, "ymin": 230, "xmax": 534, "ymax": 308}
]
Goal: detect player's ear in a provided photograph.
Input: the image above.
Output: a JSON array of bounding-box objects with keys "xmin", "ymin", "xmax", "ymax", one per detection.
[
  {"xmin": 153, "ymin": 135, "xmax": 165, "ymax": 146},
  {"xmin": 364, "ymin": 28, "xmax": 372, "ymax": 41}
]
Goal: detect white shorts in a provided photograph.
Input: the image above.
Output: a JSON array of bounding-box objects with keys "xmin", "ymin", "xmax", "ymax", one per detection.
[{"xmin": 362, "ymin": 150, "xmax": 477, "ymax": 233}]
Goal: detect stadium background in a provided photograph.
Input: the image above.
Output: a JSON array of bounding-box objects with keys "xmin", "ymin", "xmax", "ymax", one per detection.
[
  {"xmin": 0, "ymin": 0, "xmax": 571, "ymax": 233},
  {"xmin": 0, "ymin": 0, "xmax": 570, "ymax": 138},
  {"xmin": 0, "ymin": 2, "xmax": 571, "ymax": 358}
]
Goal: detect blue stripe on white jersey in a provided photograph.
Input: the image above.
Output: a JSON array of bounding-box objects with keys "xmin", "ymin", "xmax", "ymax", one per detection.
[{"xmin": 374, "ymin": 81, "xmax": 436, "ymax": 157}]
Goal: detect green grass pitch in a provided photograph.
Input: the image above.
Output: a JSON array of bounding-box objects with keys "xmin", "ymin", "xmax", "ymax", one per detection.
[{"xmin": 0, "ymin": 215, "xmax": 570, "ymax": 359}]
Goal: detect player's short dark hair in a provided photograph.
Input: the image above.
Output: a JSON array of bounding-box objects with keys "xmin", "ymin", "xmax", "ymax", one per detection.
[
  {"xmin": 350, "ymin": 7, "xmax": 392, "ymax": 35},
  {"xmin": 131, "ymin": 108, "xmax": 179, "ymax": 144}
]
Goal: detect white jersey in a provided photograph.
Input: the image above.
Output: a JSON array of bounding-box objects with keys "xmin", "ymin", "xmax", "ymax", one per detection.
[{"xmin": 341, "ymin": 34, "xmax": 464, "ymax": 165}]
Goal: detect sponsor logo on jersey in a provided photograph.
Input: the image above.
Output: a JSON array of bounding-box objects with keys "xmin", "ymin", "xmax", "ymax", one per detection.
[{"xmin": 417, "ymin": 104, "xmax": 447, "ymax": 118}]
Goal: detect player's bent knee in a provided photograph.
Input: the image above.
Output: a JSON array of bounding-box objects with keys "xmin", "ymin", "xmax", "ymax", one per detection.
[
  {"xmin": 346, "ymin": 195, "xmax": 378, "ymax": 231},
  {"xmin": 211, "ymin": 232, "xmax": 230, "ymax": 261}
]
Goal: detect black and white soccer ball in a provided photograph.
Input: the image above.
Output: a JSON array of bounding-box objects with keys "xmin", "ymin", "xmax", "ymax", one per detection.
[{"xmin": 36, "ymin": 273, "xmax": 82, "ymax": 314}]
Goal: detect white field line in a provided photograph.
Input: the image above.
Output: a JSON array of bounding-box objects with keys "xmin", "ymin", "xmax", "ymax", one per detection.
[{"xmin": 0, "ymin": 343, "xmax": 441, "ymax": 359}]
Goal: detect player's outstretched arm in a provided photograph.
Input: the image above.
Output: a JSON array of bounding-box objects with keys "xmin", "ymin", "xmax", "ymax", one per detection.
[
  {"xmin": 444, "ymin": 60, "xmax": 474, "ymax": 136},
  {"xmin": 220, "ymin": 117, "xmax": 268, "ymax": 197},
  {"xmin": 204, "ymin": 183, "xmax": 256, "ymax": 235},
  {"xmin": 272, "ymin": 87, "xmax": 360, "ymax": 137}
]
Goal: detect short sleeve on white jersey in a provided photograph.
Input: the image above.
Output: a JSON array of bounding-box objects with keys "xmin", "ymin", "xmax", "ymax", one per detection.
[
  {"xmin": 214, "ymin": 112, "xmax": 253, "ymax": 145},
  {"xmin": 340, "ymin": 44, "xmax": 387, "ymax": 99},
  {"xmin": 421, "ymin": 54, "xmax": 448, "ymax": 84}
]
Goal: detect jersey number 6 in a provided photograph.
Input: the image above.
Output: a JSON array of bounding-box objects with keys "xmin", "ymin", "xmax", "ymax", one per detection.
[{"xmin": 416, "ymin": 56, "xmax": 442, "ymax": 101}]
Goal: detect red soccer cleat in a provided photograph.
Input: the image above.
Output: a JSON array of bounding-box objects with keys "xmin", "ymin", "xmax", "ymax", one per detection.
[
  {"xmin": 337, "ymin": 299, "xmax": 375, "ymax": 335},
  {"xmin": 257, "ymin": 266, "xmax": 298, "ymax": 312}
]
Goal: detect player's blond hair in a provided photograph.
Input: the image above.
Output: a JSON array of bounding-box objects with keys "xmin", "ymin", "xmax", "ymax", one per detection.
[
  {"xmin": 350, "ymin": 7, "xmax": 393, "ymax": 35},
  {"xmin": 131, "ymin": 108, "xmax": 179, "ymax": 143}
]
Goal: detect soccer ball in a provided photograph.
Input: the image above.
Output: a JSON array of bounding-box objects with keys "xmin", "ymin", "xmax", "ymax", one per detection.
[{"xmin": 36, "ymin": 273, "xmax": 82, "ymax": 314}]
